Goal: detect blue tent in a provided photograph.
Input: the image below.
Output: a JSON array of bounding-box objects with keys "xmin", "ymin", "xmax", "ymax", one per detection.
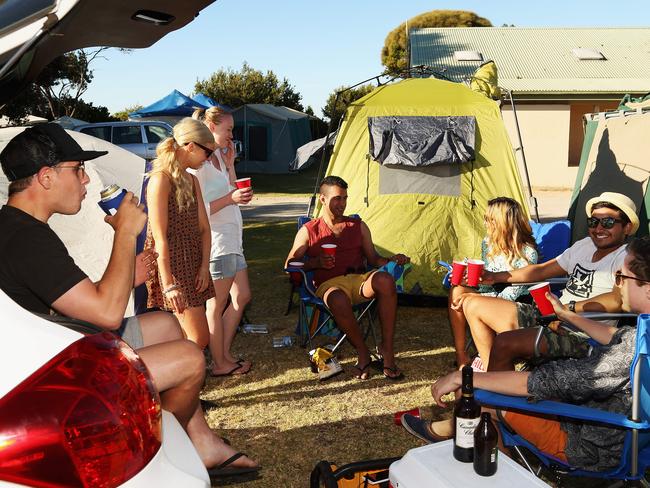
[
  {"xmin": 130, "ymin": 89, "xmax": 207, "ymax": 118},
  {"xmin": 192, "ymin": 93, "xmax": 231, "ymax": 111}
]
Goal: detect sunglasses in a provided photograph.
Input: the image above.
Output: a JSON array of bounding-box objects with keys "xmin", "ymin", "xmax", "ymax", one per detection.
[
  {"xmin": 186, "ymin": 141, "xmax": 213, "ymax": 157},
  {"xmin": 587, "ymin": 216, "xmax": 624, "ymax": 229},
  {"xmin": 615, "ymin": 270, "xmax": 650, "ymax": 286},
  {"xmin": 55, "ymin": 161, "xmax": 86, "ymax": 179}
]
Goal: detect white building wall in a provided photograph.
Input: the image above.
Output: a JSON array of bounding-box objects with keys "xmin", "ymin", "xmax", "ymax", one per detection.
[{"xmin": 501, "ymin": 104, "xmax": 579, "ymax": 190}]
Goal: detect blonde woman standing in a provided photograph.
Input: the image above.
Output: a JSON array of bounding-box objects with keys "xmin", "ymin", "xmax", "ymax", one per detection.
[
  {"xmin": 145, "ymin": 117, "xmax": 215, "ymax": 346},
  {"xmin": 448, "ymin": 197, "xmax": 538, "ymax": 367},
  {"xmin": 192, "ymin": 107, "xmax": 253, "ymax": 376}
]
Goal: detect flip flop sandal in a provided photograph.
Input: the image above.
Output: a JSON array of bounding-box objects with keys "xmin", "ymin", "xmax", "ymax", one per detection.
[
  {"xmin": 210, "ymin": 362, "xmax": 250, "ymax": 377},
  {"xmin": 383, "ymin": 365, "xmax": 404, "ymax": 380},
  {"xmin": 352, "ymin": 361, "xmax": 372, "ymax": 380},
  {"xmin": 207, "ymin": 452, "xmax": 260, "ymax": 478}
]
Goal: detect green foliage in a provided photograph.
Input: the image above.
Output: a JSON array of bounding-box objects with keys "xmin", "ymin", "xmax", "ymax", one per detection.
[
  {"xmin": 381, "ymin": 10, "xmax": 491, "ymax": 74},
  {"xmin": 322, "ymin": 84, "xmax": 375, "ymax": 127},
  {"xmin": 112, "ymin": 104, "xmax": 144, "ymax": 121},
  {"xmin": 1, "ymin": 48, "xmax": 114, "ymax": 124},
  {"xmin": 194, "ymin": 62, "xmax": 304, "ymax": 111}
]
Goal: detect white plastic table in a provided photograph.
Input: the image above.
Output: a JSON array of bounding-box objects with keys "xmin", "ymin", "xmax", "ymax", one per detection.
[{"xmin": 389, "ymin": 440, "xmax": 550, "ymax": 487}]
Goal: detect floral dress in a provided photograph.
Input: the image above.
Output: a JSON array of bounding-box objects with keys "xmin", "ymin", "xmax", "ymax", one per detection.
[{"xmin": 477, "ymin": 238, "xmax": 538, "ymax": 301}]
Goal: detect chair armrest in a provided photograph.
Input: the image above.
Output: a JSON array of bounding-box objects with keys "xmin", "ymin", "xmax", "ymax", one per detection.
[
  {"xmin": 475, "ymin": 389, "xmax": 650, "ymax": 430},
  {"xmin": 510, "ymin": 277, "xmax": 569, "ymax": 287}
]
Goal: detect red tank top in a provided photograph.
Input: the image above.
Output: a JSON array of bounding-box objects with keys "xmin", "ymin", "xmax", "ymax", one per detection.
[{"xmin": 304, "ymin": 216, "xmax": 365, "ymax": 287}]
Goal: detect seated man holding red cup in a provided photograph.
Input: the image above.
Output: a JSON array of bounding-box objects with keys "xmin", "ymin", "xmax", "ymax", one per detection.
[
  {"xmin": 460, "ymin": 192, "xmax": 638, "ymax": 369},
  {"xmin": 285, "ymin": 175, "xmax": 410, "ymax": 380}
]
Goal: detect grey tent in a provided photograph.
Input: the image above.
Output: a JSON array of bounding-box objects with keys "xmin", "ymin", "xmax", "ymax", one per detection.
[
  {"xmin": 232, "ymin": 104, "xmax": 312, "ymax": 173},
  {"xmin": 290, "ymin": 130, "xmax": 337, "ymax": 171}
]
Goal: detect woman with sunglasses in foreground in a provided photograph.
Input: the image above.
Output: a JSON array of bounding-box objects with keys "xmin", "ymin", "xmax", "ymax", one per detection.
[
  {"xmin": 144, "ymin": 117, "xmax": 216, "ymax": 345},
  {"xmin": 191, "ymin": 107, "xmax": 253, "ymax": 377}
]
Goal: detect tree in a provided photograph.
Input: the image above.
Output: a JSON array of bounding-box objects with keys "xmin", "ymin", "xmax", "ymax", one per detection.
[
  {"xmin": 112, "ymin": 104, "xmax": 144, "ymax": 121},
  {"xmin": 381, "ymin": 10, "xmax": 491, "ymax": 74},
  {"xmin": 1, "ymin": 48, "xmax": 116, "ymax": 124},
  {"xmin": 194, "ymin": 62, "xmax": 304, "ymax": 111},
  {"xmin": 322, "ymin": 84, "xmax": 375, "ymax": 128}
]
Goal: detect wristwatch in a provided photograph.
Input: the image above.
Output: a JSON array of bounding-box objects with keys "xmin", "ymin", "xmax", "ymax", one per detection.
[{"xmin": 568, "ymin": 300, "xmax": 576, "ymax": 313}]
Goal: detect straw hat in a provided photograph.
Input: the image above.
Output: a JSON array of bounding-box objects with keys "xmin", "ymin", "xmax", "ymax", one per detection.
[{"xmin": 585, "ymin": 192, "xmax": 640, "ymax": 235}]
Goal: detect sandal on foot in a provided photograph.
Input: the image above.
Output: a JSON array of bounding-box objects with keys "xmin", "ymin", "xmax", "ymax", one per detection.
[
  {"xmin": 352, "ymin": 362, "xmax": 372, "ymax": 380},
  {"xmin": 383, "ymin": 365, "xmax": 404, "ymax": 380},
  {"xmin": 210, "ymin": 362, "xmax": 250, "ymax": 377},
  {"xmin": 401, "ymin": 414, "xmax": 451, "ymax": 444},
  {"xmin": 207, "ymin": 452, "xmax": 260, "ymax": 478}
]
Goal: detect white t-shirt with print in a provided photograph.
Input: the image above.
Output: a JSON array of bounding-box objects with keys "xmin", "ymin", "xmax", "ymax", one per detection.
[
  {"xmin": 189, "ymin": 152, "xmax": 243, "ymax": 257},
  {"xmin": 556, "ymin": 237, "xmax": 626, "ymax": 304}
]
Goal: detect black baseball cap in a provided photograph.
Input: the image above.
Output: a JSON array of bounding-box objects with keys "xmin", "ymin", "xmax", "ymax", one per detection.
[{"xmin": 0, "ymin": 123, "xmax": 108, "ymax": 181}]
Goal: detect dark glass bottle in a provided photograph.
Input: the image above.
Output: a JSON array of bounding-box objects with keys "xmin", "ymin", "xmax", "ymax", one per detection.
[
  {"xmin": 453, "ymin": 366, "xmax": 481, "ymax": 463},
  {"xmin": 473, "ymin": 412, "xmax": 498, "ymax": 476}
]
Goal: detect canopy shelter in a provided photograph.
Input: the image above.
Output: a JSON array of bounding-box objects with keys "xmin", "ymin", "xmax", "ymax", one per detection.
[
  {"xmin": 232, "ymin": 104, "xmax": 312, "ymax": 173},
  {"xmin": 129, "ymin": 89, "xmax": 207, "ymax": 126},
  {"xmin": 316, "ymin": 77, "xmax": 528, "ymax": 295},
  {"xmin": 568, "ymin": 106, "xmax": 650, "ymax": 242},
  {"xmin": 192, "ymin": 93, "xmax": 230, "ymax": 111}
]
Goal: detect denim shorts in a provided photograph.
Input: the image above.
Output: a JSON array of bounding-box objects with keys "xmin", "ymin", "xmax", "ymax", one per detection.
[
  {"xmin": 209, "ymin": 253, "xmax": 247, "ymax": 280},
  {"xmin": 117, "ymin": 315, "xmax": 144, "ymax": 349}
]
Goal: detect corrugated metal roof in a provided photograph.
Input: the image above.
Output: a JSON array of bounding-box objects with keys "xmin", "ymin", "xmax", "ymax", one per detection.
[{"xmin": 410, "ymin": 27, "xmax": 650, "ymax": 95}]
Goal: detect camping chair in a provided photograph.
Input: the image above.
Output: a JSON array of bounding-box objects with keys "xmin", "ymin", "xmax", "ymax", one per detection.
[
  {"xmin": 285, "ymin": 260, "xmax": 409, "ymax": 354},
  {"xmin": 474, "ymin": 313, "xmax": 650, "ymax": 483}
]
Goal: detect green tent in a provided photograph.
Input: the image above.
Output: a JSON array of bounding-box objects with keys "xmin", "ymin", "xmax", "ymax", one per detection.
[
  {"xmin": 316, "ymin": 78, "xmax": 528, "ymax": 294},
  {"xmin": 568, "ymin": 109, "xmax": 650, "ymax": 243}
]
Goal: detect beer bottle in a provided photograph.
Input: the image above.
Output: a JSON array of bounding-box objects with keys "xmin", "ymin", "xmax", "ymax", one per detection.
[
  {"xmin": 453, "ymin": 366, "xmax": 481, "ymax": 463},
  {"xmin": 473, "ymin": 412, "xmax": 498, "ymax": 476}
]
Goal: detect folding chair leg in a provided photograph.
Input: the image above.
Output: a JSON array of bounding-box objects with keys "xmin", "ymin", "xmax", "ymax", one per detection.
[{"xmin": 285, "ymin": 283, "xmax": 296, "ymax": 315}]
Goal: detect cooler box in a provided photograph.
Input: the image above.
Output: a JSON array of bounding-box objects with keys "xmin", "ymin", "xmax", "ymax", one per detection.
[{"xmin": 389, "ymin": 440, "xmax": 550, "ymax": 487}]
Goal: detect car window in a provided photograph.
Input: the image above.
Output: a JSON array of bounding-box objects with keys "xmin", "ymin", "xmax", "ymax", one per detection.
[
  {"xmin": 0, "ymin": 0, "xmax": 55, "ymax": 34},
  {"xmin": 145, "ymin": 125, "xmax": 171, "ymax": 144},
  {"xmin": 113, "ymin": 125, "xmax": 143, "ymax": 145},
  {"xmin": 80, "ymin": 126, "xmax": 111, "ymax": 142}
]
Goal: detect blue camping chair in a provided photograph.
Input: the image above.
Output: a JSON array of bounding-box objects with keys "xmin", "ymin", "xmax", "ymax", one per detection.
[
  {"xmin": 475, "ymin": 314, "xmax": 650, "ymax": 483},
  {"xmin": 285, "ymin": 260, "xmax": 408, "ymax": 353}
]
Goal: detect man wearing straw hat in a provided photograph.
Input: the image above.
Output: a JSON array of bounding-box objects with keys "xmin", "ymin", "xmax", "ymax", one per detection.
[{"xmin": 457, "ymin": 191, "xmax": 639, "ymax": 370}]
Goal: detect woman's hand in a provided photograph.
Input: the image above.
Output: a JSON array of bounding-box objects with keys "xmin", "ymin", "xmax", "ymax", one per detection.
[
  {"xmin": 450, "ymin": 292, "xmax": 476, "ymax": 311},
  {"xmin": 195, "ymin": 266, "xmax": 211, "ymax": 293},
  {"xmin": 223, "ymin": 140, "xmax": 236, "ymax": 168},
  {"xmin": 166, "ymin": 288, "xmax": 186, "ymax": 314},
  {"xmin": 230, "ymin": 187, "xmax": 253, "ymax": 205}
]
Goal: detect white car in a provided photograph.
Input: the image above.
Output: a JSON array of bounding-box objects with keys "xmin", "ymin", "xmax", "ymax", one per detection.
[{"xmin": 0, "ymin": 0, "xmax": 217, "ymax": 486}]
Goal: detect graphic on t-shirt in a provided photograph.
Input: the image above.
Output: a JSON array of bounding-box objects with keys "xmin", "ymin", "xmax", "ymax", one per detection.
[{"xmin": 565, "ymin": 264, "xmax": 594, "ymax": 299}]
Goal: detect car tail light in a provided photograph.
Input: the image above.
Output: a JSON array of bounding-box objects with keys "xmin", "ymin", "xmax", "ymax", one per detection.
[{"xmin": 0, "ymin": 332, "xmax": 161, "ymax": 488}]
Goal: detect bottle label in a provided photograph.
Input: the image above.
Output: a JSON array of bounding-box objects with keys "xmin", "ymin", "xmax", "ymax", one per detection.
[
  {"xmin": 491, "ymin": 448, "xmax": 497, "ymax": 463},
  {"xmin": 456, "ymin": 417, "xmax": 480, "ymax": 449}
]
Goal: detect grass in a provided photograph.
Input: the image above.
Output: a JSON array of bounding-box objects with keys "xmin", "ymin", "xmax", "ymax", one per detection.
[
  {"xmin": 202, "ymin": 216, "xmax": 614, "ymax": 487},
  {"xmin": 237, "ymin": 164, "xmax": 322, "ymax": 197},
  {"xmin": 201, "ymin": 218, "xmax": 457, "ymax": 487}
]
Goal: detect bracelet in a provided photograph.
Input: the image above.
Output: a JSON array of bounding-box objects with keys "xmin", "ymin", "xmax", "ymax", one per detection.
[
  {"xmin": 568, "ymin": 300, "xmax": 576, "ymax": 313},
  {"xmin": 162, "ymin": 284, "xmax": 180, "ymax": 295}
]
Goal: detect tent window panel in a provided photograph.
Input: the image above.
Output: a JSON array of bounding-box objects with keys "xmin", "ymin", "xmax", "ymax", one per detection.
[
  {"xmin": 378, "ymin": 163, "xmax": 461, "ymax": 196},
  {"xmin": 369, "ymin": 116, "xmax": 476, "ymax": 167},
  {"xmin": 248, "ymin": 125, "xmax": 268, "ymax": 161},
  {"xmin": 568, "ymin": 102, "xmax": 618, "ymax": 167}
]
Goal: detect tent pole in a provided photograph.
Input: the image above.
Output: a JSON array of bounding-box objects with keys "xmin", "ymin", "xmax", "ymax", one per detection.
[{"xmin": 505, "ymin": 88, "xmax": 539, "ymax": 222}]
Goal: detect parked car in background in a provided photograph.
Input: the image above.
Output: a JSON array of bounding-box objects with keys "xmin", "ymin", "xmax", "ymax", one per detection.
[
  {"xmin": 74, "ymin": 121, "xmax": 172, "ymax": 160},
  {"xmin": 0, "ymin": 0, "xmax": 217, "ymax": 486}
]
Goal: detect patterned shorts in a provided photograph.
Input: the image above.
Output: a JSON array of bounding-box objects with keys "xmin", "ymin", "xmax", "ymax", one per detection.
[{"xmin": 516, "ymin": 302, "xmax": 592, "ymax": 359}]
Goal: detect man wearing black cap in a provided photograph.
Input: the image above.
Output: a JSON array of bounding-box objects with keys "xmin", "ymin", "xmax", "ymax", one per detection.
[{"xmin": 0, "ymin": 123, "xmax": 260, "ymax": 475}]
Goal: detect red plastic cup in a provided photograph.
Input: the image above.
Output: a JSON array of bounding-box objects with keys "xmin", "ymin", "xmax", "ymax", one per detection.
[
  {"xmin": 288, "ymin": 261, "xmax": 304, "ymax": 285},
  {"xmin": 235, "ymin": 177, "xmax": 251, "ymax": 189},
  {"xmin": 321, "ymin": 244, "xmax": 337, "ymax": 256},
  {"xmin": 466, "ymin": 259, "xmax": 484, "ymax": 287},
  {"xmin": 394, "ymin": 407, "xmax": 420, "ymax": 426},
  {"xmin": 529, "ymin": 282, "xmax": 554, "ymax": 315},
  {"xmin": 450, "ymin": 260, "xmax": 467, "ymax": 286}
]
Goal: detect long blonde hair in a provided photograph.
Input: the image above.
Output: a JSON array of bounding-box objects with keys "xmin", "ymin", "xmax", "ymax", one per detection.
[
  {"xmin": 192, "ymin": 106, "xmax": 230, "ymax": 126},
  {"xmin": 149, "ymin": 117, "xmax": 213, "ymax": 211},
  {"xmin": 484, "ymin": 197, "xmax": 536, "ymax": 267}
]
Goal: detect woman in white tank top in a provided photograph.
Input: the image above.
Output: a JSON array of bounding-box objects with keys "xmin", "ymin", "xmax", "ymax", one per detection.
[{"xmin": 191, "ymin": 107, "xmax": 254, "ymax": 376}]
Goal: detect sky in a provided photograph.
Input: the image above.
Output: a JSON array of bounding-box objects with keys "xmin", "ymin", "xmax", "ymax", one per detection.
[{"xmin": 83, "ymin": 0, "xmax": 646, "ymax": 118}]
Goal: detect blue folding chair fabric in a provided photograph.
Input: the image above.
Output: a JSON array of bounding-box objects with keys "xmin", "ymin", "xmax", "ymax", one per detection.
[
  {"xmin": 475, "ymin": 314, "xmax": 650, "ymax": 482},
  {"xmin": 529, "ymin": 219, "xmax": 571, "ymax": 263}
]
